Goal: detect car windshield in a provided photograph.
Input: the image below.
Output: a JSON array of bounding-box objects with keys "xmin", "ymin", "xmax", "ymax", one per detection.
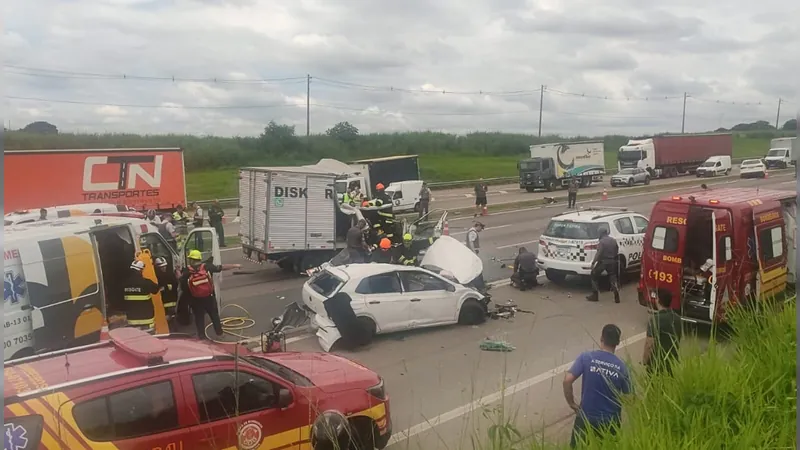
[
  {"xmin": 243, "ymin": 356, "xmax": 314, "ymax": 387},
  {"xmin": 334, "ymin": 181, "xmax": 348, "ymax": 194},
  {"xmin": 617, "ymin": 169, "xmax": 635, "ymax": 175},
  {"xmin": 767, "ymin": 149, "xmax": 787, "ymax": 157},
  {"xmin": 701, "ymin": 161, "xmax": 716, "ymax": 167},
  {"xmin": 520, "ymin": 160, "xmax": 541, "ymax": 171},
  {"xmin": 544, "ymin": 220, "xmax": 607, "ymax": 240}
]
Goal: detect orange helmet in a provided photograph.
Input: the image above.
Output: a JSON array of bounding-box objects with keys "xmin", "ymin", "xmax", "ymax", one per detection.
[
  {"xmin": 376, "ymin": 183, "xmax": 385, "ymax": 190},
  {"xmin": 361, "ymin": 200, "xmax": 370, "ymax": 207},
  {"xmin": 379, "ymin": 238, "xmax": 391, "ymax": 249}
]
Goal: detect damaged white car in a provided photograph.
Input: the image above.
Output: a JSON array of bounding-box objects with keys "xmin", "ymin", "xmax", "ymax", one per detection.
[{"xmin": 300, "ymin": 236, "xmax": 490, "ymax": 352}]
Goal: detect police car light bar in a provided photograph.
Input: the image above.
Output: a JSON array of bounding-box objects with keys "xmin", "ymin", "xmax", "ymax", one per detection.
[
  {"xmin": 581, "ymin": 206, "xmax": 628, "ymax": 212},
  {"xmin": 108, "ymin": 327, "xmax": 168, "ymax": 365}
]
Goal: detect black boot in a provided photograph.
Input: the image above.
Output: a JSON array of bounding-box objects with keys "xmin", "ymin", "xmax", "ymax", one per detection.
[
  {"xmin": 586, "ymin": 291, "xmax": 599, "ymax": 302},
  {"xmin": 614, "ymin": 291, "xmax": 620, "ymax": 303}
]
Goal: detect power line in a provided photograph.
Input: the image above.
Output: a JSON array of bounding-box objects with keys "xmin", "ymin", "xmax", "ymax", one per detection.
[
  {"xmin": 545, "ymin": 87, "xmax": 684, "ymax": 102},
  {"xmin": 4, "ymin": 65, "xmax": 307, "ymax": 84}
]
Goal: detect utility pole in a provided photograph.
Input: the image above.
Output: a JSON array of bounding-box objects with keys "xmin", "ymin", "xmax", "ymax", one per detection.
[
  {"xmin": 681, "ymin": 92, "xmax": 687, "ymax": 134},
  {"xmin": 306, "ymin": 74, "xmax": 311, "ymax": 138},
  {"xmin": 537, "ymin": 85, "xmax": 545, "ymax": 138},
  {"xmin": 775, "ymin": 98, "xmax": 782, "ymax": 129}
]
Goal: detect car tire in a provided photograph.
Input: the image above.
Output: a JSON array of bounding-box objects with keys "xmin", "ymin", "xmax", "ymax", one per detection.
[
  {"xmin": 413, "ymin": 202, "xmax": 420, "ymax": 213},
  {"xmin": 525, "ymin": 187, "xmax": 536, "ymax": 193},
  {"xmin": 644, "ymin": 176, "xmax": 650, "ymax": 185},
  {"xmin": 725, "ymin": 169, "xmax": 731, "ymax": 175},
  {"xmin": 458, "ymin": 298, "xmax": 487, "ymax": 325},
  {"xmin": 627, "ymin": 178, "xmax": 634, "ymax": 187},
  {"xmin": 348, "ymin": 417, "xmax": 380, "ymax": 450},
  {"xmin": 358, "ymin": 317, "xmax": 377, "ymax": 344},
  {"xmin": 545, "ymin": 269, "xmax": 567, "ymax": 283}
]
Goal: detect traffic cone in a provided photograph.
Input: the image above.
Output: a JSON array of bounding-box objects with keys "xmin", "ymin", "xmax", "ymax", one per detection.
[
  {"xmin": 764, "ymin": 170, "xmax": 769, "ymax": 179},
  {"xmin": 602, "ymin": 188, "xmax": 608, "ymax": 201},
  {"xmin": 482, "ymin": 206, "xmax": 488, "ymax": 216},
  {"xmin": 443, "ymin": 220, "xmax": 449, "ymax": 236},
  {"xmin": 100, "ymin": 319, "xmax": 110, "ymax": 341}
]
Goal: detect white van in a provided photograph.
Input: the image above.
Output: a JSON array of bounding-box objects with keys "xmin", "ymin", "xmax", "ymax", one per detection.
[
  {"xmin": 3, "ymin": 215, "xmax": 222, "ymax": 361},
  {"xmin": 696, "ymin": 155, "xmax": 732, "ymax": 177},
  {"xmin": 4, "ymin": 203, "xmax": 133, "ymax": 226},
  {"xmin": 385, "ymin": 180, "xmax": 425, "ymax": 213}
]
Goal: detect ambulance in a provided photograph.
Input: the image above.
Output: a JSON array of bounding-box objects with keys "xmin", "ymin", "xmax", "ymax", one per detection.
[
  {"xmin": 3, "ymin": 216, "xmax": 223, "ymax": 361},
  {"xmin": 638, "ymin": 187, "xmax": 797, "ymax": 324}
]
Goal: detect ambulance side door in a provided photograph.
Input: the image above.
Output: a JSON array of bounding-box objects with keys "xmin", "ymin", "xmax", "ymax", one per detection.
[
  {"xmin": 752, "ymin": 203, "xmax": 788, "ymax": 299},
  {"xmin": 709, "ymin": 209, "xmax": 734, "ymax": 321},
  {"xmin": 182, "ymin": 228, "xmax": 223, "ymax": 307}
]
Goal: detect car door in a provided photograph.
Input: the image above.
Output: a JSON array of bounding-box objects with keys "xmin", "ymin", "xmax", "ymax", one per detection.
[
  {"xmin": 399, "ymin": 270, "xmax": 459, "ymax": 327},
  {"xmin": 611, "ymin": 216, "xmax": 642, "ymax": 269},
  {"xmin": 181, "ymin": 367, "xmax": 303, "ymax": 450},
  {"xmin": 352, "ymin": 271, "xmax": 411, "ymax": 332},
  {"xmin": 64, "ymin": 374, "xmax": 189, "ymax": 449},
  {"xmin": 182, "ymin": 227, "xmax": 223, "ymax": 308}
]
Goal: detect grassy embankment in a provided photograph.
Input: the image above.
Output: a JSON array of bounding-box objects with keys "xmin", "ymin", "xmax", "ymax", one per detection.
[
  {"xmin": 479, "ymin": 299, "xmax": 797, "ymax": 450},
  {"xmin": 187, "ymin": 135, "xmax": 776, "ymax": 200}
]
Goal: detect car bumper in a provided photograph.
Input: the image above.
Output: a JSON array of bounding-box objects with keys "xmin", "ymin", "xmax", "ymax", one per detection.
[
  {"xmin": 310, "ymin": 313, "xmax": 341, "ymax": 352},
  {"xmin": 740, "ymin": 169, "xmax": 765, "ymax": 177},
  {"xmin": 609, "ymin": 178, "xmax": 630, "ymax": 186},
  {"xmin": 536, "ymin": 258, "xmax": 593, "ymax": 276}
]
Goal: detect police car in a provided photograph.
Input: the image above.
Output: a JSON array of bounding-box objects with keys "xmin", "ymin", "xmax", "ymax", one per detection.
[{"xmin": 537, "ymin": 207, "xmax": 649, "ymax": 282}]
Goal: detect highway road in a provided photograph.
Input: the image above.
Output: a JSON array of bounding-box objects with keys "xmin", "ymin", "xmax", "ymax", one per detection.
[
  {"xmin": 218, "ymin": 171, "xmax": 774, "ymax": 238},
  {"xmin": 208, "ymin": 173, "xmax": 794, "ymax": 447}
]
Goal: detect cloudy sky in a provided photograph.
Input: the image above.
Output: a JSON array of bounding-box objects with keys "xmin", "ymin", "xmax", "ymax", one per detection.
[{"xmin": 3, "ymin": 0, "xmax": 798, "ymax": 137}]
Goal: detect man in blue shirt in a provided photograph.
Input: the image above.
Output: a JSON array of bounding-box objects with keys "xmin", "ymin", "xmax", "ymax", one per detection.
[{"xmin": 562, "ymin": 324, "xmax": 631, "ymax": 447}]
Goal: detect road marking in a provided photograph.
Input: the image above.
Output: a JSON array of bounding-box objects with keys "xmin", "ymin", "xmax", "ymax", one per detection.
[
  {"xmin": 386, "ymin": 331, "xmax": 647, "ymax": 446},
  {"xmin": 498, "ymin": 190, "xmax": 508, "ymax": 194},
  {"xmin": 451, "ymin": 224, "xmax": 512, "ymax": 236},
  {"xmin": 464, "ymin": 194, "xmax": 472, "ymax": 198},
  {"xmin": 222, "ymin": 246, "xmax": 243, "ymax": 252},
  {"xmin": 497, "ymin": 239, "xmax": 539, "ymax": 250}
]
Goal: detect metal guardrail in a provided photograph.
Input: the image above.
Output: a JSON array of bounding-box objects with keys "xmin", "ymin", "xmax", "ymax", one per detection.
[{"xmin": 194, "ymin": 157, "xmax": 752, "ymax": 207}]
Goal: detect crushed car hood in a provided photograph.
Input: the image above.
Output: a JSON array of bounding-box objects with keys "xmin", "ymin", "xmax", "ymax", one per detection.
[
  {"xmin": 421, "ymin": 235, "xmax": 483, "ymax": 284},
  {"xmin": 261, "ymin": 352, "xmax": 379, "ymax": 392}
]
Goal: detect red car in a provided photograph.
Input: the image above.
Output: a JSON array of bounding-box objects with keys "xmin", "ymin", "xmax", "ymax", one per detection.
[{"xmin": 4, "ymin": 328, "xmax": 391, "ymax": 449}]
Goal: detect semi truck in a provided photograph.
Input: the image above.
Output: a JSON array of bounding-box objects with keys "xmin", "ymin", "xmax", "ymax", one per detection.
[
  {"xmin": 4, "ymin": 147, "xmax": 187, "ymax": 213},
  {"xmin": 519, "ymin": 141, "xmax": 605, "ymax": 192},
  {"xmin": 764, "ymin": 137, "xmax": 796, "ymax": 169},
  {"xmin": 617, "ymin": 133, "xmax": 733, "ymax": 178},
  {"xmin": 335, "ymin": 155, "xmax": 420, "ymax": 201}
]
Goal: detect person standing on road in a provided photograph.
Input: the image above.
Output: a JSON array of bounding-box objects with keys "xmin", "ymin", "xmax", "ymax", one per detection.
[
  {"xmin": 122, "ymin": 260, "xmax": 161, "ymax": 333},
  {"xmin": 568, "ymin": 178, "xmax": 579, "ymax": 209},
  {"xmin": 465, "ymin": 221, "xmax": 485, "ymax": 255},
  {"xmin": 346, "ymin": 219, "xmax": 370, "ymax": 263},
  {"xmin": 154, "ymin": 257, "xmax": 179, "ymax": 319},
  {"xmin": 563, "ymin": 324, "xmax": 631, "ymax": 448},
  {"xmin": 642, "ymin": 289, "xmax": 683, "ymax": 374},
  {"xmin": 587, "ymin": 227, "xmax": 620, "ymax": 303},
  {"xmin": 418, "ymin": 182, "xmax": 432, "ymax": 218},
  {"xmin": 192, "ymin": 202, "xmax": 204, "ymax": 228},
  {"xmin": 158, "ymin": 214, "xmax": 178, "ymax": 250},
  {"xmin": 172, "ymin": 204, "xmax": 190, "ymax": 247},
  {"xmin": 474, "ymin": 179, "xmax": 488, "ymax": 217},
  {"xmin": 208, "ymin": 200, "xmax": 226, "ymax": 247},
  {"xmin": 180, "ymin": 250, "xmax": 241, "ymax": 340}
]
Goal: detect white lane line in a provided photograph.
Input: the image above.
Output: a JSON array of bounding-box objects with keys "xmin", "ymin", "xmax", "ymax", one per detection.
[
  {"xmin": 497, "ymin": 239, "xmax": 539, "ymax": 250},
  {"xmin": 386, "ymin": 331, "xmax": 647, "ymax": 447},
  {"xmin": 222, "ymin": 246, "xmax": 243, "ymax": 252},
  {"xmin": 451, "ymin": 224, "xmax": 512, "ymax": 236},
  {"xmin": 498, "ymin": 190, "xmax": 508, "ymax": 194}
]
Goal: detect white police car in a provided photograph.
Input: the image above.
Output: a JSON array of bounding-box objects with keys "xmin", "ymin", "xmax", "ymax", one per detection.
[{"xmin": 537, "ymin": 207, "xmax": 649, "ymax": 282}]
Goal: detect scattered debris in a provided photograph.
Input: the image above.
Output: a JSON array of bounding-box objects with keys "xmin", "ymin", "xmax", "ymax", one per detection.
[
  {"xmin": 480, "ymin": 339, "xmax": 516, "ymax": 352},
  {"xmin": 490, "ymin": 299, "xmax": 535, "ymax": 320}
]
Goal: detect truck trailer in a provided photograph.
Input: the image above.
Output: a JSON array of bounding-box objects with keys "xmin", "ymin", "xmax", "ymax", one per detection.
[
  {"xmin": 336, "ymin": 155, "xmax": 420, "ymax": 201},
  {"xmin": 4, "ymin": 147, "xmax": 187, "ymax": 213},
  {"xmin": 519, "ymin": 141, "xmax": 605, "ymax": 192},
  {"xmin": 617, "ymin": 133, "xmax": 733, "ymax": 178}
]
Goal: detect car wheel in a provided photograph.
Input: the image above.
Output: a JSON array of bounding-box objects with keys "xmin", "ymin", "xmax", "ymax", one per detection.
[
  {"xmin": 644, "ymin": 176, "xmax": 650, "ymax": 185},
  {"xmin": 413, "ymin": 202, "xmax": 420, "ymax": 213},
  {"xmin": 348, "ymin": 417, "xmax": 379, "ymax": 450},
  {"xmin": 545, "ymin": 269, "xmax": 567, "ymax": 283},
  {"xmin": 725, "ymin": 169, "xmax": 731, "ymax": 175},
  {"xmin": 458, "ymin": 298, "xmax": 487, "ymax": 325},
  {"xmin": 627, "ymin": 178, "xmax": 634, "ymax": 187},
  {"xmin": 358, "ymin": 317, "xmax": 377, "ymax": 344}
]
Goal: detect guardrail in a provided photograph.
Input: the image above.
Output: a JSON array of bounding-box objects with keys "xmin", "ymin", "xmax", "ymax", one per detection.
[{"xmin": 194, "ymin": 157, "xmax": 752, "ymax": 207}]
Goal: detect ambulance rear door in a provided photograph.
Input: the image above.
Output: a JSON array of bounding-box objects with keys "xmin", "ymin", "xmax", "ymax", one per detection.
[
  {"xmin": 752, "ymin": 203, "xmax": 788, "ymax": 299},
  {"xmin": 709, "ymin": 209, "xmax": 734, "ymax": 321}
]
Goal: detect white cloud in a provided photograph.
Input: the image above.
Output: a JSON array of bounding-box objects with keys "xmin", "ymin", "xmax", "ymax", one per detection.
[{"xmin": 3, "ymin": 0, "xmax": 798, "ymax": 137}]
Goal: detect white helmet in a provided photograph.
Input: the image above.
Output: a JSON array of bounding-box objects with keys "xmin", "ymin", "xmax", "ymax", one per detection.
[
  {"xmin": 155, "ymin": 257, "xmax": 168, "ymax": 268},
  {"xmin": 130, "ymin": 260, "xmax": 146, "ymax": 271}
]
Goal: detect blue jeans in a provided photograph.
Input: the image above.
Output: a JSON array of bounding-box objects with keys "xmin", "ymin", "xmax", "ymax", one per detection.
[{"xmin": 570, "ymin": 414, "xmax": 619, "ymax": 448}]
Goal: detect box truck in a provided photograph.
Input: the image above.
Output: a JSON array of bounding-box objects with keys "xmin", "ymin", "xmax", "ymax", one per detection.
[
  {"xmin": 335, "ymin": 155, "xmax": 420, "ymax": 201},
  {"xmin": 764, "ymin": 137, "xmax": 796, "ymax": 169},
  {"xmin": 617, "ymin": 133, "xmax": 733, "ymax": 178},
  {"xmin": 519, "ymin": 141, "xmax": 605, "ymax": 192},
  {"xmin": 4, "ymin": 148, "xmax": 187, "ymax": 213}
]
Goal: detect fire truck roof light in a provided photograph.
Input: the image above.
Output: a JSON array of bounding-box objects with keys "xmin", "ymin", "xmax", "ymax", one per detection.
[
  {"xmin": 109, "ymin": 328, "xmax": 168, "ymax": 365},
  {"xmin": 671, "ymin": 196, "xmax": 682, "ymax": 201},
  {"xmin": 709, "ymin": 199, "xmax": 720, "ymax": 204}
]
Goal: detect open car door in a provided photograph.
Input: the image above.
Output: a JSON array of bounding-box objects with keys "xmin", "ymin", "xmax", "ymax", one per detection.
[
  {"xmin": 752, "ymin": 203, "xmax": 788, "ymax": 300},
  {"xmin": 709, "ymin": 210, "xmax": 733, "ymax": 321},
  {"xmin": 182, "ymin": 227, "xmax": 223, "ymax": 309}
]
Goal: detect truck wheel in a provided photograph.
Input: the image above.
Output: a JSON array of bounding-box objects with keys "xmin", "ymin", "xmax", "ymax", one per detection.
[
  {"xmin": 525, "ymin": 187, "xmax": 536, "ymax": 193},
  {"xmin": 413, "ymin": 202, "xmax": 420, "ymax": 212},
  {"xmin": 277, "ymin": 258, "xmax": 294, "ymax": 272},
  {"xmin": 545, "ymin": 269, "xmax": 567, "ymax": 283},
  {"xmin": 644, "ymin": 176, "xmax": 650, "ymax": 185},
  {"xmin": 545, "ymin": 180, "xmax": 555, "ymax": 192}
]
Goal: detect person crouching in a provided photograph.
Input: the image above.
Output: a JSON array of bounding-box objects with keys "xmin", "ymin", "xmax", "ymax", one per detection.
[{"xmin": 511, "ymin": 247, "xmax": 540, "ymax": 291}]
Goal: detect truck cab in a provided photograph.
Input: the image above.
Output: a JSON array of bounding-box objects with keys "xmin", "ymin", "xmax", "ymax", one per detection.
[
  {"xmin": 638, "ymin": 188, "xmax": 796, "ymax": 324},
  {"xmin": 518, "ymin": 157, "xmax": 557, "ymax": 192},
  {"xmin": 618, "ymin": 139, "xmax": 656, "ymax": 173},
  {"xmin": 764, "ymin": 147, "xmax": 792, "ymax": 169}
]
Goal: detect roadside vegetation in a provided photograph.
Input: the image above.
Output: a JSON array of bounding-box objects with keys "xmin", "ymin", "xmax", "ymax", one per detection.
[
  {"xmin": 5, "ymin": 120, "xmax": 795, "ymax": 200},
  {"xmin": 480, "ymin": 299, "xmax": 797, "ymax": 450}
]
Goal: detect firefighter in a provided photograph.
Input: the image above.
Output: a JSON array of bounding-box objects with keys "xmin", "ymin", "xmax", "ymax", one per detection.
[
  {"xmin": 369, "ymin": 183, "xmax": 396, "ymax": 240},
  {"xmin": 397, "ymin": 233, "xmax": 435, "ymax": 266},
  {"xmin": 154, "ymin": 257, "xmax": 179, "ymax": 319},
  {"xmin": 370, "ymin": 238, "xmax": 395, "ymax": 263},
  {"xmin": 122, "ymin": 260, "xmax": 161, "ymax": 333},
  {"xmin": 172, "ymin": 204, "xmax": 190, "ymax": 246},
  {"xmin": 179, "ymin": 250, "xmax": 241, "ymax": 340}
]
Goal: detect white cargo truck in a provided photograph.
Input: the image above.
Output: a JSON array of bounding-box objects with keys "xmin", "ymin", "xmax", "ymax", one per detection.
[
  {"xmin": 765, "ymin": 137, "xmax": 796, "ymax": 169},
  {"xmin": 519, "ymin": 141, "xmax": 605, "ymax": 192}
]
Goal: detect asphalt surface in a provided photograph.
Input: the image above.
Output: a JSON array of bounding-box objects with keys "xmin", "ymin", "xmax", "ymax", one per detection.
[{"xmin": 209, "ymin": 173, "xmax": 794, "ymax": 446}]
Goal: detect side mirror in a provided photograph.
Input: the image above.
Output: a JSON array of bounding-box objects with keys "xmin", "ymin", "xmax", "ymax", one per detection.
[
  {"xmin": 446, "ymin": 284, "xmax": 456, "ymax": 293},
  {"xmin": 277, "ymin": 388, "xmax": 293, "ymax": 409}
]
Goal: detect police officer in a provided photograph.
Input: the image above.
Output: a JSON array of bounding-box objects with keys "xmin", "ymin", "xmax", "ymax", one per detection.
[
  {"xmin": 123, "ymin": 260, "xmax": 161, "ymax": 333},
  {"xmin": 192, "ymin": 202, "xmax": 204, "ymax": 228},
  {"xmin": 208, "ymin": 200, "xmax": 226, "ymax": 248},
  {"xmin": 154, "ymin": 257, "xmax": 179, "ymax": 319},
  {"xmin": 180, "ymin": 250, "xmax": 241, "ymax": 340},
  {"xmin": 146, "ymin": 209, "xmax": 161, "ymax": 225},
  {"xmin": 466, "ymin": 222, "xmax": 485, "ymax": 254},
  {"xmin": 158, "ymin": 214, "xmax": 178, "ymax": 250},
  {"xmin": 512, "ymin": 247, "xmax": 539, "ymax": 291},
  {"xmin": 587, "ymin": 227, "xmax": 620, "ymax": 303},
  {"xmin": 371, "ymin": 238, "xmax": 396, "ymax": 263}
]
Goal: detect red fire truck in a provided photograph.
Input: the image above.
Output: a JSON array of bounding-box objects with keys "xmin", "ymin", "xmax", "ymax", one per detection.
[{"xmin": 638, "ymin": 187, "xmax": 797, "ymax": 323}]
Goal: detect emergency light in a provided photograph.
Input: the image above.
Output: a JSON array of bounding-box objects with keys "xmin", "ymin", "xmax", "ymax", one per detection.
[
  {"xmin": 108, "ymin": 327, "xmax": 168, "ymax": 365},
  {"xmin": 671, "ymin": 196, "xmax": 682, "ymax": 201},
  {"xmin": 709, "ymin": 199, "xmax": 720, "ymax": 204}
]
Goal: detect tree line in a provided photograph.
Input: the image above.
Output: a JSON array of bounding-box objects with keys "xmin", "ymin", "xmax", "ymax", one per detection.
[{"xmin": 4, "ymin": 119, "xmax": 796, "ymax": 172}]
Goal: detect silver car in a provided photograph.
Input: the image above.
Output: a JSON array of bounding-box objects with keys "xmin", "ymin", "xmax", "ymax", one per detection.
[{"xmin": 610, "ymin": 168, "xmax": 650, "ymax": 187}]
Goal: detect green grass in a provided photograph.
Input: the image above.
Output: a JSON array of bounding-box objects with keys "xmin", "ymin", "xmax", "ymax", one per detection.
[
  {"xmin": 185, "ymin": 135, "xmax": 780, "ymax": 200},
  {"xmin": 479, "ymin": 298, "xmax": 797, "ymax": 450}
]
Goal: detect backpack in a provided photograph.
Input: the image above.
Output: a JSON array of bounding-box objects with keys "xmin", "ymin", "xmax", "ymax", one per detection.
[{"xmin": 187, "ymin": 264, "xmax": 214, "ymax": 298}]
